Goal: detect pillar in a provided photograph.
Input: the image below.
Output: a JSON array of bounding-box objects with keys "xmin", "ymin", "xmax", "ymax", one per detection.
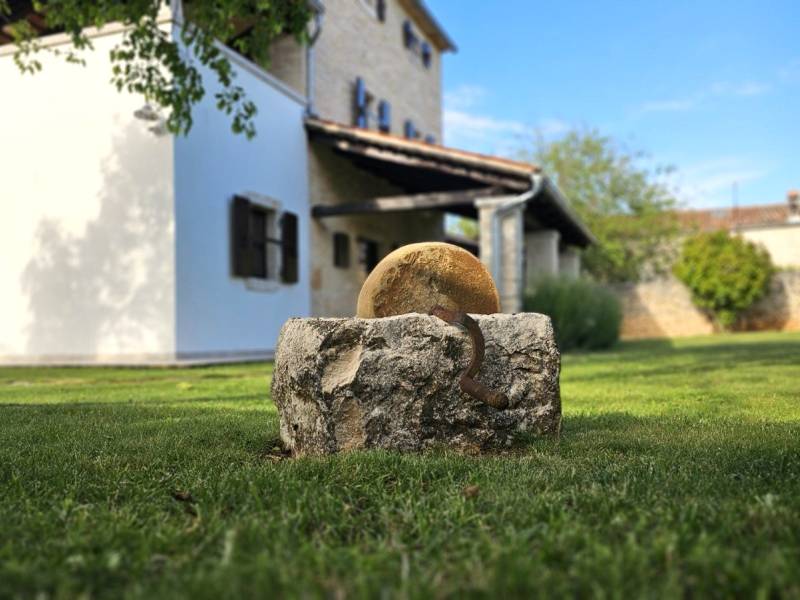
[
  {"xmin": 525, "ymin": 230, "xmax": 561, "ymax": 288},
  {"xmin": 559, "ymin": 246, "xmax": 581, "ymax": 279},
  {"xmin": 476, "ymin": 197, "xmax": 525, "ymax": 313}
]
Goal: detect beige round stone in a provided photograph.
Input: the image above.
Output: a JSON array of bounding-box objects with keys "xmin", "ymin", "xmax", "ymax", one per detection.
[{"xmin": 356, "ymin": 242, "xmax": 500, "ymax": 318}]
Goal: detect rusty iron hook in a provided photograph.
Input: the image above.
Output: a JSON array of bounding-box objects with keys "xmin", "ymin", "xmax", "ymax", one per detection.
[{"xmin": 429, "ymin": 306, "xmax": 509, "ymax": 410}]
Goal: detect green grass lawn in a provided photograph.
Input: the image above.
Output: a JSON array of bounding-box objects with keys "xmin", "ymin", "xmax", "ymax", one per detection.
[{"xmin": 1, "ymin": 331, "xmax": 799, "ymax": 599}]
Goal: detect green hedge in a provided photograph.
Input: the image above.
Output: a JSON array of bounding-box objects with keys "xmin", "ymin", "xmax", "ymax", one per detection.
[
  {"xmin": 673, "ymin": 231, "xmax": 773, "ymax": 329},
  {"xmin": 524, "ymin": 276, "xmax": 622, "ymax": 351}
]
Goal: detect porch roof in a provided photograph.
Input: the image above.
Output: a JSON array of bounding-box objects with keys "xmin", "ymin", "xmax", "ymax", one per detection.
[{"xmin": 306, "ymin": 118, "xmax": 596, "ymax": 247}]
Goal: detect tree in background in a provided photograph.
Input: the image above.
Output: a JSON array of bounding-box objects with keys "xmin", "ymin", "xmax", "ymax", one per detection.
[
  {"xmin": 0, "ymin": 0, "xmax": 311, "ymax": 137},
  {"xmin": 674, "ymin": 231, "xmax": 774, "ymax": 330},
  {"xmin": 525, "ymin": 128, "xmax": 680, "ymax": 283}
]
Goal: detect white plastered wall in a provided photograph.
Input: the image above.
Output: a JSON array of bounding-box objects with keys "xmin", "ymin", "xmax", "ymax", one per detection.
[
  {"xmin": 173, "ymin": 39, "xmax": 311, "ymax": 358},
  {"xmin": 0, "ymin": 29, "xmax": 176, "ymax": 364}
]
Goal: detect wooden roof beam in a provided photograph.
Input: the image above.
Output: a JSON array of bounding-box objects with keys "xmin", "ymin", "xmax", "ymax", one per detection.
[
  {"xmin": 312, "ymin": 187, "xmax": 502, "ymax": 218},
  {"xmin": 329, "ymin": 139, "xmax": 528, "ymax": 191}
]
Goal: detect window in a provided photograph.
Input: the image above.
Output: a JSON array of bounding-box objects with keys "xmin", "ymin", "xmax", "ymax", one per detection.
[
  {"xmin": 377, "ymin": 100, "xmax": 391, "ymax": 132},
  {"xmin": 404, "ymin": 119, "xmax": 418, "ymax": 139},
  {"xmin": 358, "ymin": 238, "xmax": 380, "ymax": 273},
  {"xmin": 231, "ymin": 195, "xmax": 299, "ymax": 284},
  {"xmin": 353, "ymin": 76, "xmax": 375, "ymax": 128},
  {"xmin": 358, "ymin": 0, "xmax": 385, "ymax": 21},
  {"xmin": 333, "ymin": 232, "xmax": 350, "ymax": 268},
  {"xmin": 403, "ymin": 20, "xmax": 418, "ymax": 51},
  {"xmin": 421, "ymin": 42, "xmax": 432, "ymax": 68},
  {"xmin": 424, "ymin": 134, "xmax": 436, "ymax": 144}
]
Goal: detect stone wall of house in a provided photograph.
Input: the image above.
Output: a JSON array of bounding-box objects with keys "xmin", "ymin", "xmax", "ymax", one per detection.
[
  {"xmin": 613, "ymin": 271, "xmax": 800, "ymax": 339},
  {"xmin": 741, "ymin": 225, "xmax": 800, "ymax": 269},
  {"xmin": 312, "ymin": 0, "xmax": 443, "ymax": 140},
  {"xmin": 309, "ymin": 144, "xmax": 444, "ymax": 317}
]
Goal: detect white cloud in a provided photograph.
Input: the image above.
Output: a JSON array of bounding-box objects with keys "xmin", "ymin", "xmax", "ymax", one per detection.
[
  {"xmin": 778, "ymin": 58, "xmax": 800, "ymax": 84},
  {"xmin": 638, "ymin": 98, "xmax": 698, "ymax": 115},
  {"xmin": 670, "ymin": 157, "xmax": 769, "ymax": 208},
  {"xmin": 443, "ymin": 84, "xmax": 569, "ymax": 155},
  {"xmin": 443, "ymin": 84, "xmax": 487, "ymax": 110},
  {"xmin": 635, "ymin": 78, "xmax": 771, "ymax": 118},
  {"xmin": 709, "ymin": 81, "xmax": 771, "ymax": 96}
]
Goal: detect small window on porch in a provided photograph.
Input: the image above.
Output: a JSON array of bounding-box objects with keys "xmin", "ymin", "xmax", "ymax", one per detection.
[
  {"xmin": 333, "ymin": 232, "xmax": 350, "ymax": 268},
  {"xmin": 358, "ymin": 237, "xmax": 380, "ymax": 273}
]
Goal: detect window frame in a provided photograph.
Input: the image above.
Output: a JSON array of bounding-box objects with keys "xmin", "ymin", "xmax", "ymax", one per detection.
[
  {"xmin": 333, "ymin": 232, "xmax": 351, "ymax": 268},
  {"xmin": 234, "ymin": 192, "xmax": 284, "ymax": 292}
]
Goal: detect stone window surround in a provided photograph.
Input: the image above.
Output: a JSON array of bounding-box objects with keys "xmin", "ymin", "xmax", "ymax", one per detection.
[{"xmin": 238, "ymin": 191, "xmax": 283, "ymax": 293}]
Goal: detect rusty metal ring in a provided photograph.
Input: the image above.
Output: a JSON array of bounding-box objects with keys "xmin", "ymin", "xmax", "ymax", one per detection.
[{"xmin": 430, "ymin": 306, "xmax": 509, "ymax": 410}]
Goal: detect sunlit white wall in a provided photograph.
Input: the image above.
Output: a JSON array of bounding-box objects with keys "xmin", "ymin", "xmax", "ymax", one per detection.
[{"xmin": 0, "ymin": 29, "xmax": 176, "ymax": 363}]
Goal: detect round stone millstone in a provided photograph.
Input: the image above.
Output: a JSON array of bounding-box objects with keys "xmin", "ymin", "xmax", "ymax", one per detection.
[{"xmin": 356, "ymin": 242, "xmax": 500, "ymax": 318}]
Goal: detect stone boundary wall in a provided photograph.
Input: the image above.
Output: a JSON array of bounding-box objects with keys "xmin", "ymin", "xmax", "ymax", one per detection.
[{"xmin": 612, "ymin": 270, "xmax": 800, "ymax": 339}]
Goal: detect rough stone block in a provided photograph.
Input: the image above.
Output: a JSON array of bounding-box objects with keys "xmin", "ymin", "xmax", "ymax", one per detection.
[{"xmin": 271, "ymin": 313, "xmax": 561, "ymax": 455}]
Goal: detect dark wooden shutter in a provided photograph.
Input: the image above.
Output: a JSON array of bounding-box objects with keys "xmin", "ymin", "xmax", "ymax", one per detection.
[
  {"xmin": 333, "ymin": 232, "xmax": 350, "ymax": 268},
  {"xmin": 231, "ymin": 195, "xmax": 252, "ymax": 277},
  {"xmin": 280, "ymin": 211, "xmax": 299, "ymax": 284},
  {"xmin": 378, "ymin": 100, "xmax": 391, "ymax": 132},
  {"xmin": 421, "ymin": 42, "xmax": 432, "ymax": 67},
  {"xmin": 354, "ymin": 77, "xmax": 367, "ymax": 128}
]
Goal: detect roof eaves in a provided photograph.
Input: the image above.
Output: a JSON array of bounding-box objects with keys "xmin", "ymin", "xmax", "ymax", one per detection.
[
  {"xmin": 540, "ymin": 177, "xmax": 597, "ymax": 246},
  {"xmin": 305, "ymin": 118, "xmax": 539, "ymax": 180},
  {"xmin": 398, "ymin": 0, "xmax": 456, "ymax": 52}
]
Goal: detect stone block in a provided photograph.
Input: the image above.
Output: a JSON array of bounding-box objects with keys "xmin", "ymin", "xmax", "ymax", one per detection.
[{"xmin": 271, "ymin": 312, "xmax": 561, "ymax": 455}]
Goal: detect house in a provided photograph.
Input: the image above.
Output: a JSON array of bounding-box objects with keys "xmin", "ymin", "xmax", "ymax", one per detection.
[
  {"xmin": 678, "ymin": 190, "xmax": 800, "ymax": 268},
  {"xmin": 0, "ymin": 0, "xmax": 594, "ymax": 365},
  {"xmin": 614, "ymin": 190, "xmax": 800, "ymax": 340}
]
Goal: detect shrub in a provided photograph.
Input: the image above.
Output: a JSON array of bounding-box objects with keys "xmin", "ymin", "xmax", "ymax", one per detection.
[
  {"xmin": 524, "ymin": 276, "xmax": 622, "ymax": 351},
  {"xmin": 673, "ymin": 231, "xmax": 773, "ymax": 329}
]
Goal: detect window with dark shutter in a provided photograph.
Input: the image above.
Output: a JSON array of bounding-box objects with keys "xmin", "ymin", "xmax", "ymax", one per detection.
[
  {"xmin": 231, "ymin": 195, "xmax": 290, "ymax": 283},
  {"xmin": 231, "ymin": 195, "xmax": 252, "ymax": 277},
  {"xmin": 280, "ymin": 211, "xmax": 299, "ymax": 284},
  {"xmin": 403, "ymin": 20, "xmax": 417, "ymax": 50},
  {"xmin": 421, "ymin": 42, "xmax": 432, "ymax": 67},
  {"xmin": 250, "ymin": 207, "xmax": 269, "ymax": 278},
  {"xmin": 376, "ymin": 0, "xmax": 386, "ymax": 22},
  {"xmin": 333, "ymin": 232, "xmax": 350, "ymax": 268},
  {"xmin": 358, "ymin": 238, "xmax": 379, "ymax": 273},
  {"xmin": 354, "ymin": 77, "xmax": 369, "ymax": 128},
  {"xmin": 377, "ymin": 100, "xmax": 391, "ymax": 132},
  {"xmin": 404, "ymin": 120, "xmax": 417, "ymax": 139}
]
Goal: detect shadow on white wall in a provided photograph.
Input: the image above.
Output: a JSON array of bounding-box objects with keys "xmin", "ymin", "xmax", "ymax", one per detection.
[{"xmin": 21, "ymin": 123, "xmax": 174, "ymax": 357}]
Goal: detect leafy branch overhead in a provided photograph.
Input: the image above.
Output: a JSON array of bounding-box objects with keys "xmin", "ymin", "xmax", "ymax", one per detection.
[{"xmin": 0, "ymin": 0, "xmax": 311, "ymax": 137}]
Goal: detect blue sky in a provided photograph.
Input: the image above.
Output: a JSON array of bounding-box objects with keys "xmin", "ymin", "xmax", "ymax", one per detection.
[{"xmin": 427, "ymin": 0, "xmax": 800, "ymax": 209}]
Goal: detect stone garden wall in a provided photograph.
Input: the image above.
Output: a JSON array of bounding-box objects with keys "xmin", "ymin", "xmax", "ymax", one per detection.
[{"xmin": 612, "ymin": 270, "xmax": 800, "ymax": 339}]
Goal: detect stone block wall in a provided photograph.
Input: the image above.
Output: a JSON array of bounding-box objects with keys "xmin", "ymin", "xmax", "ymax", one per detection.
[
  {"xmin": 612, "ymin": 271, "xmax": 800, "ymax": 339},
  {"xmin": 309, "ymin": 144, "xmax": 444, "ymax": 317},
  {"xmin": 312, "ymin": 0, "xmax": 443, "ymax": 140}
]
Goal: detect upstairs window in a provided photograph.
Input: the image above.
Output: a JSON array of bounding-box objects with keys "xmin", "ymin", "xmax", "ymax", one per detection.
[
  {"xmin": 333, "ymin": 232, "xmax": 351, "ymax": 268},
  {"xmin": 404, "ymin": 120, "xmax": 418, "ymax": 139},
  {"xmin": 231, "ymin": 195, "xmax": 298, "ymax": 284},
  {"xmin": 377, "ymin": 100, "xmax": 391, "ymax": 132},
  {"xmin": 403, "ymin": 20, "xmax": 418, "ymax": 51},
  {"xmin": 421, "ymin": 42, "xmax": 432, "ymax": 68},
  {"xmin": 358, "ymin": 0, "xmax": 385, "ymax": 21},
  {"xmin": 354, "ymin": 77, "xmax": 370, "ymax": 128}
]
